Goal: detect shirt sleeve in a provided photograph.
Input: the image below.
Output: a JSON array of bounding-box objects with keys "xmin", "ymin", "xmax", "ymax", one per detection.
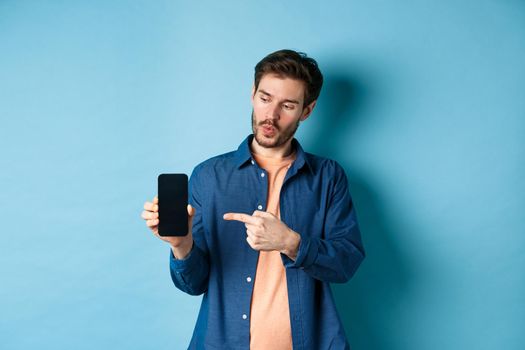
[
  {"xmin": 169, "ymin": 165, "xmax": 210, "ymax": 295},
  {"xmin": 283, "ymin": 162, "xmax": 365, "ymax": 283}
]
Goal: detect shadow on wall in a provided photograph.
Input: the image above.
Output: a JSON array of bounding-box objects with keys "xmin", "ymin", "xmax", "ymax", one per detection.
[{"xmin": 306, "ymin": 69, "xmax": 414, "ymax": 350}]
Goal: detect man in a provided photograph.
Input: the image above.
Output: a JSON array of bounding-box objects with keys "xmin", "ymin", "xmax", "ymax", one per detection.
[{"xmin": 141, "ymin": 49, "xmax": 365, "ymax": 349}]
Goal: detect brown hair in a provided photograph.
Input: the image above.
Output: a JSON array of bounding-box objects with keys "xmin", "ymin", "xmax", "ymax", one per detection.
[{"xmin": 254, "ymin": 49, "xmax": 323, "ymax": 107}]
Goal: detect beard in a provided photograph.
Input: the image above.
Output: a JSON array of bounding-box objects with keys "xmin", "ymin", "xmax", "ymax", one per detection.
[{"xmin": 251, "ymin": 110, "xmax": 300, "ymax": 149}]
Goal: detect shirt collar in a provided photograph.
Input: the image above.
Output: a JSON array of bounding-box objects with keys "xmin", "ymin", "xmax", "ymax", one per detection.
[{"xmin": 234, "ymin": 134, "xmax": 314, "ymax": 174}]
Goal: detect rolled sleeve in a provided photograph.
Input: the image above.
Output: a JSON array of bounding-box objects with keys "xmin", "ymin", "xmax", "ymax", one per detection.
[
  {"xmin": 283, "ymin": 161, "xmax": 365, "ymax": 283},
  {"xmin": 284, "ymin": 236, "xmax": 319, "ymax": 269},
  {"xmin": 170, "ymin": 242, "xmax": 209, "ymax": 295}
]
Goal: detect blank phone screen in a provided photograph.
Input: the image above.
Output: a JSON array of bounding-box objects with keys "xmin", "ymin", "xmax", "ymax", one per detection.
[{"xmin": 158, "ymin": 173, "xmax": 188, "ymax": 236}]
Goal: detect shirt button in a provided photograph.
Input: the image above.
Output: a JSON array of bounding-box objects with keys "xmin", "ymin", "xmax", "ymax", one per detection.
[
  {"xmin": 242, "ymin": 314, "xmax": 247, "ymax": 320},
  {"xmin": 260, "ymin": 172, "xmax": 265, "ymax": 177},
  {"xmin": 257, "ymin": 205, "xmax": 263, "ymax": 210},
  {"xmin": 246, "ymin": 276, "xmax": 252, "ymax": 282},
  {"xmin": 251, "ymin": 159, "xmax": 255, "ymax": 165}
]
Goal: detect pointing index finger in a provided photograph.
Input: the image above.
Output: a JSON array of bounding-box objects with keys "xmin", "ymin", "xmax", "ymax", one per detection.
[{"xmin": 223, "ymin": 212, "xmax": 257, "ymax": 224}]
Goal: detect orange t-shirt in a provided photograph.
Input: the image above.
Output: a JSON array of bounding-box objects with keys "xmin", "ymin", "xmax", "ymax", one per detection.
[{"xmin": 249, "ymin": 150, "xmax": 296, "ymax": 350}]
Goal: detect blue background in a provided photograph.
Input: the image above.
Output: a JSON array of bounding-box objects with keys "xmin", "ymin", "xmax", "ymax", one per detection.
[{"xmin": 1, "ymin": 1, "xmax": 524, "ymax": 349}]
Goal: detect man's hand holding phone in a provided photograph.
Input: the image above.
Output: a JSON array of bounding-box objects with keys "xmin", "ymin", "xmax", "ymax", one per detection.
[{"xmin": 142, "ymin": 195, "xmax": 195, "ymax": 259}]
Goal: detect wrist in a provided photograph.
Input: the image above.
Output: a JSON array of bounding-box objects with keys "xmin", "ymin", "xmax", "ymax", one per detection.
[
  {"xmin": 171, "ymin": 237, "xmax": 193, "ymax": 260},
  {"xmin": 282, "ymin": 229, "xmax": 301, "ymax": 261}
]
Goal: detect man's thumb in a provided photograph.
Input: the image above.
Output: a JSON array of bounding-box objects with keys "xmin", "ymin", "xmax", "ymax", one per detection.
[{"xmin": 187, "ymin": 204, "xmax": 196, "ymax": 218}]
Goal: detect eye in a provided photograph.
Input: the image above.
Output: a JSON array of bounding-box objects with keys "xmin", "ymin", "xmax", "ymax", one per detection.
[
  {"xmin": 283, "ymin": 104, "xmax": 295, "ymax": 110},
  {"xmin": 259, "ymin": 95, "xmax": 269, "ymax": 103}
]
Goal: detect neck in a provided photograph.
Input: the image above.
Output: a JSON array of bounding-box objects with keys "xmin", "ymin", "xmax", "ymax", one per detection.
[{"xmin": 250, "ymin": 137, "xmax": 294, "ymax": 159}]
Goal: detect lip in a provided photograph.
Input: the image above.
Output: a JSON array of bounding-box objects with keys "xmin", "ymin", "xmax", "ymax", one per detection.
[{"xmin": 262, "ymin": 125, "xmax": 276, "ymax": 136}]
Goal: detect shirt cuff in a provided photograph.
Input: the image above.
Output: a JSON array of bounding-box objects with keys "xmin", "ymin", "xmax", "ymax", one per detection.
[
  {"xmin": 169, "ymin": 240, "xmax": 198, "ymax": 271},
  {"xmin": 283, "ymin": 236, "xmax": 318, "ymax": 269}
]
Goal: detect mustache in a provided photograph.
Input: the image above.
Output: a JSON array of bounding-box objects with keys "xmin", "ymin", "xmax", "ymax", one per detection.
[{"xmin": 259, "ymin": 120, "xmax": 279, "ymax": 129}]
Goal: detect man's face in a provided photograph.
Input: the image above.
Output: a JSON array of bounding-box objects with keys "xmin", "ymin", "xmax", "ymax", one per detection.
[{"xmin": 251, "ymin": 74, "xmax": 314, "ymax": 149}]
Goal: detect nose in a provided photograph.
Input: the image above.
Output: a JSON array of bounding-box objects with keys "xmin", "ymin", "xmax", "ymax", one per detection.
[{"xmin": 266, "ymin": 102, "xmax": 280, "ymax": 121}]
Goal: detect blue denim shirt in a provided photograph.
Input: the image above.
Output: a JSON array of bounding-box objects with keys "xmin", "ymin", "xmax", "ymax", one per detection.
[{"xmin": 170, "ymin": 135, "xmax": 365, "ymax": 349}]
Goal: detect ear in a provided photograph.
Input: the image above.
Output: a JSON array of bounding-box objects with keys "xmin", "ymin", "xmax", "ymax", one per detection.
[{"xmin": 300, "ymin": 100, "xmax": 317, "ymax": 121}]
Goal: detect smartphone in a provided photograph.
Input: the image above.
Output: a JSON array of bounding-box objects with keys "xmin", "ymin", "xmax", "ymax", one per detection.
[{"xmin": 157, "ymin": 173, "xmax": 189, "ymax": 236}]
